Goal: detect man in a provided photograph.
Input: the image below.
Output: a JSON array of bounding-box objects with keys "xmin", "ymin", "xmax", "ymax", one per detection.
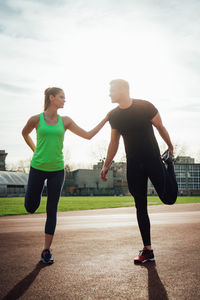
[{"xmin": 100, "ymin": 79, "xmax": 178, "ymax": 264}]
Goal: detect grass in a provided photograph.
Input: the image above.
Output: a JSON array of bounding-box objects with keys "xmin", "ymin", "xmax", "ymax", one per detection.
[{"xmin": 0, "ymin": 196, "xmax": 200, "ymax": 217}]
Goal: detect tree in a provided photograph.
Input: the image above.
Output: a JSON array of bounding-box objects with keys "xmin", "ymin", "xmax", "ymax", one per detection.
[
  {"xmin": 90, "ymin": 140, "xmax": 108, "ymax": 162},
  {"xmin": 195, "ymin": 150, "xmax": 200, "ymax": 163},
  {"xmin": 173, "ymin": 143, "xmax": 188, "ymax": 158},
  {"xmin": 6, "ymin": 158, "xmax": 31, "ymax": 173},
  {"xmin": 64, "ymin": 149, "xmax": 71, "ymax": 171}
]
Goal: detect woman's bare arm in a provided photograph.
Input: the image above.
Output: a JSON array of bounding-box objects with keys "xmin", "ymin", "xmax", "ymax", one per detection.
[
  {"xmin": 22, "ymin": 115, "xmax": 39, "ymax": 152},
  {"xmin": 63, "ymin": 113, "xmax": 109, "ymax": 140}
]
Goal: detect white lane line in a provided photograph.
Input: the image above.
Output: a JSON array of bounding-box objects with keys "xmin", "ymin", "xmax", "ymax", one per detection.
[
  {"xmin": 0, "ymin": 211, "xmax": 199, "ymax": 222},
  {"xmin": 0, "ymin": 211, "xmax": 199, "ymax": 233}
]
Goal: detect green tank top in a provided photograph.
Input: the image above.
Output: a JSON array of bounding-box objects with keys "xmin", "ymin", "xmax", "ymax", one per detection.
[{"xmin": 31, "ymin": 113, "xmax": 65, "ymax": 171}]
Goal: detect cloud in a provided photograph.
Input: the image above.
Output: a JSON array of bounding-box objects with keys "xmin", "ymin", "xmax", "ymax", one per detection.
[
  {"xmin": 0, "ymin": 1, "xmax": 20, "ymax": 17},
  {"xmin": 180, "ymin": 51, "xmax": 200, "ymax": 75},
  {"xmin": 0, "ymin": 82, "xmax": 34, "ymax": 94},
  {"xmin": 174, "ymin": 102, "xmax": 200, "ymax": 112},
  {"xmin": 0, "ymin": 0, "xmax": 200, "ymax": 163},
  {"xmin": 0, "ymin": 0, "xmax": 73, "ymax": 40}
]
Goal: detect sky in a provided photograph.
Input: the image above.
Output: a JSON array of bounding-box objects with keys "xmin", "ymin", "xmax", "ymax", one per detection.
[{"xmin": 0, "ymin": 0, "xmax": 200, "ymax": 169}]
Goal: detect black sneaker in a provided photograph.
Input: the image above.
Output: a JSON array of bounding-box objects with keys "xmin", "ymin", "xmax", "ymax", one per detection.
[
  {"xmin": 134, "ymin": 247, "xmax": 155, "ymax": 264},
  {"xmin": 40, "ymin": 249, "xmax": 54, "ymax": 264},
  {"xmin": 161, "ymin": 149, "xmax": 173, "ymax": 164}
]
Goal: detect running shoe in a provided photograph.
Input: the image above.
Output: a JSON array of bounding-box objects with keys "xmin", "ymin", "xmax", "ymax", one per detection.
[
  {"xmin": 161, "ymin": 149, "xmax": 173, "ymax": 164},
  {"xmin": 40, "ymin": 248, "xmax": 54, "ymax": 264},
  {"xmin": 134, "ymin": 247, "xmax": 155, "ymax": 264}
]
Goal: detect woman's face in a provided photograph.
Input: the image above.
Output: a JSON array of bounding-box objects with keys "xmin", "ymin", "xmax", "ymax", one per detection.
[{"xmin": 52, "ymin": 91, "xmax": 66, "ymax": 108}]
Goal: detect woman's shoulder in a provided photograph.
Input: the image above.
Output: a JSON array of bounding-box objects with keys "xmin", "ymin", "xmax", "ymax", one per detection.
[
  {"xmin": 26, "ymin": 114, "xmax": 41, "ymax": 127},
  {"xmin": 29, "ymin": 114, "xmax": 40, "ymax": 122},
  {"xmin": 60, "ymin": 115, "xmax": 73, "ymax": 128},
  {"xmin": 61, "ymin": 115, "xmax": 72, "ymax": 122}
]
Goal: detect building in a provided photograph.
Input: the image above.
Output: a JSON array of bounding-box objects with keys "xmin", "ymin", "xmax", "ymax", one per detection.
[
  {"xmin": 1, "ymin": 149, "xmax": 199, "ymax": 197},
  {"xmin": 148, "ymin": 156, "xmax": 200, "ymax": 195},
  {"xmin": 110, "ymin": 162, "xmax": 129, "ymax": 195},
  {"xmin": 175, "ymin": 156, "xmax": 195, "ymax": 164},
  {"xmin": 0, "ymin": 149, "xmax": 29, "ymax": 197},
  {"xmin": 93, "ymin": 161, "xmax": 129, "ymax": 195},
  {"xmin": 0, "ymin": 171, "xmax": 29, "ymax": 197},
  {"xmin": 70, "ymin": 162, "xmax": 129, "ymax": 196},
  {"xmin": 64, "ymin": 169, "xmax": 113, "ymax": 196},
  {"xmin": 0, "ymin": 150, "xmax": 7, "ymax": 171},
  {"xmin": 66, "ymin": 157, "xmax": 200, "ymax": 196},
  {"xmin": 174, "ymin": 156, "xmax": 200, "ymax": 195}
]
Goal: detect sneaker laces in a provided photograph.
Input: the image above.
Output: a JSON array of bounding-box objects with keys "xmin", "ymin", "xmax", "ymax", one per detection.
[
  {"xmin": 139, "ymin": 250, "xmax": 146, "ymax": 256},
  {"xmin": 139, "ymin": 249, "xmax": 152, "ymax": 256},
  {"xmin": 43, "ymin": 249, "xmax": 51, "ymax": 259}
]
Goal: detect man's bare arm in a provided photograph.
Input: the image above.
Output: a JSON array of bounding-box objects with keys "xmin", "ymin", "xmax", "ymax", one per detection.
[
  {"xmin": 100, "ymin": 129, "xmax": 120, "ymax": 181},
  {"xmin": 151, "ymin": 112, "xmax": 174, "ymax": 156}
]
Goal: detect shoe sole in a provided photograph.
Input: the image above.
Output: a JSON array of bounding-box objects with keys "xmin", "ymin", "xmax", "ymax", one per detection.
[
  {"xmin": 134, "ymin": 258, "xmax": 155, "ymax": 264},
  {"xmin": 161, "ymin": 150, "xmax": 170, "ymax": 160},
  {"xmin": 161, "ymin": 151, "xmax": 174, "ymax": 164},
  {"xmin": 40, "ymin": 258, "xmax": 54, "ymax": 264}
]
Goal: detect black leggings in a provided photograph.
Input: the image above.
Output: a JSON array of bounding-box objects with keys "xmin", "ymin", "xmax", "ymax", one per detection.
[
  {"xmin": 25, "ymin": 167, "xmax": 65, "ymax": 235},
  {"xmin": 127, "ymin": 156, "xmax": 178, "ymax": 246}
]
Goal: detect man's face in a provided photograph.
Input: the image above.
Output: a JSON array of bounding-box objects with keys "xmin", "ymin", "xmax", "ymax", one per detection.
[{"xmin": 109, "ymin": 84, "xmax": 121, "ymax": 103}]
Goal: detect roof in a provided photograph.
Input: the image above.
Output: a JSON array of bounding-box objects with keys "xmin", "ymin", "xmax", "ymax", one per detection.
[{"xmin": 0, "ymin": 171, "xmax": 29, "ymax": 185}]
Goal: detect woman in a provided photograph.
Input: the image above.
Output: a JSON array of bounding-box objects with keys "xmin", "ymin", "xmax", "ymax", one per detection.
[{"xmin": 22, "ymin": 87, "xmax": 109, "ymax": 264}]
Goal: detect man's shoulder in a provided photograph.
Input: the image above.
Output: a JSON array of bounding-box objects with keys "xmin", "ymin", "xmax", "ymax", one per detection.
[
  {"xmin": 133, "ymin": 99, "xmax": 157, "ymax": 112},
  {"xmin": 133, "ymin": 99, "xmax": 152, "ymax": 106},
  {"xmin": 108, "ymin": 107, "xmax": 121, "ymax": 127},
  {"xmin": 109, "ymin": 106, "xmax": 119, "ymax": 118},
  {"xmin": 111, "ymin": 105, "xmax": 119, "ymax": 113}
]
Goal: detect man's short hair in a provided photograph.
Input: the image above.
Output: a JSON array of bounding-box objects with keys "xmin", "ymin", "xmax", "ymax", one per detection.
[{"xmin": 110, "ymin": 79, "xmax": 129, "ymax": 92}]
